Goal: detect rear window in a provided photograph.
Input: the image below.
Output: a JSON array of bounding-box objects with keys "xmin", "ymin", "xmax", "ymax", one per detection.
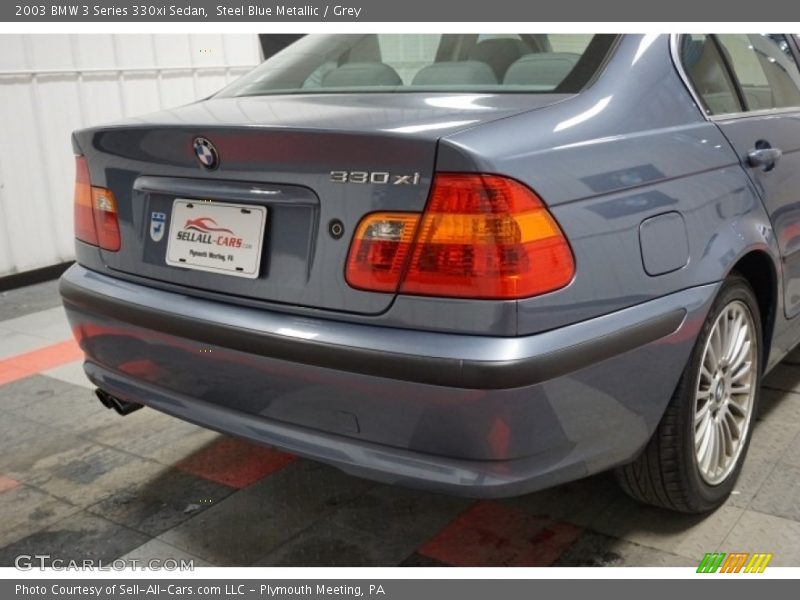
[{"xmin": 217, "ymin": 34, "xmax": 617, "ymax": 97}]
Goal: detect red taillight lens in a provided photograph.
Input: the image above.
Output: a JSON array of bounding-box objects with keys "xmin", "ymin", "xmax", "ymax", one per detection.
[
  {"xmin": 73, "ymin": 156, "xmax": 120, "ymax": 251},
  {"xmin": 345, "ymin": 213, "xmax": 420, "ymax": 292},
  {"xmin": 345, "ymin": 173, "xmax": 575, "ymax": 299}
]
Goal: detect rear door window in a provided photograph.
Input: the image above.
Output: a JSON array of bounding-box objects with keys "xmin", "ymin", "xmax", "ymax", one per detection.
[
  {"xmin": 679, "ymin": 34, "xmax": 743, "ymax": 115},
  {"xmin": 716, "ymin": 34, "xmax": 800, "ymax": 111}
]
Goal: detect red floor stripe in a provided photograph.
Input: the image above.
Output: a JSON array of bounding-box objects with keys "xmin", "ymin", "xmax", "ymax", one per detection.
[
  {"xmin": 0, "ymin": 339, "xmax": 83, "ymax": 386},
  {"xmin": 0, "ymin": 475, "xmax": 20, "ymax": 494},
  {"xmin": 176, "ymin": 437, "xmax": 297, "ymax": 489},
  {"xmin": 418, "ymin": 500, "xmax": 583, "ymax": 567}
]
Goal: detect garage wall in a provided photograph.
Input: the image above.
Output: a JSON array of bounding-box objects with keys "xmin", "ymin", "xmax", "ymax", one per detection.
[{"xmin": 0, "ymin": 34, "xmax": 261, "ymax": 278}]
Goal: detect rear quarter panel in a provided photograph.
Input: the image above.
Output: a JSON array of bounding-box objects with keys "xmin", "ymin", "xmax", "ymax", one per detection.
[{"xmin": 435, "ymin": 35, "xmax": 784, "ymax": 360}]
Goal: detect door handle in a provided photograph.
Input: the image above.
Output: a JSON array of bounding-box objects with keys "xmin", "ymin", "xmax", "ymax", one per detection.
[{"xmin": 747, "ymin": 145, "xmax": 783, "ymax": 171}]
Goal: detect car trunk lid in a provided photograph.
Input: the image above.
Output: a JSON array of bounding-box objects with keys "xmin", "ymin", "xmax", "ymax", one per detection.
[{"xmin": 73, "ymin": 92, "xmax": 568, "ymax": 315}]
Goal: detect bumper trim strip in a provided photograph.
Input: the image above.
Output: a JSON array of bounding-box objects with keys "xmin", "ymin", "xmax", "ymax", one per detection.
[{"xmin": 61, "ymin": 265, "xmax": 687, "ymax": 390}]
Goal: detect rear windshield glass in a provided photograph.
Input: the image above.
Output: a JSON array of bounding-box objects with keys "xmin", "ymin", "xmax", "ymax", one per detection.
[{"xmin": 217, "ymin": 34, "xmax": 618, "ymax": 97}]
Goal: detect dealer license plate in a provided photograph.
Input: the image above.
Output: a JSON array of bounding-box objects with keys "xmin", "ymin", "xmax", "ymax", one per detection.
[{"xmin": 165, "ymin": 199, "xmax": 267, "ymax": 279}]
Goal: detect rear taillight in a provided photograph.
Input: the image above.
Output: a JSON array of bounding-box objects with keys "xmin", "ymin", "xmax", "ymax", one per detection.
[
  {"xmin": 92, "ymin": 187, "xmax": 121, "ymax": 251},
  {"xmin": 345, "ymin": 173, "xmax": 575, "ymax": 299},
  {"xmin": 74, "ymin": 156, "xmax": 97, "ymax": 246},
  {"xmin": 74, "ymin": 156, "xmax": 120, "ymax": 251},
  {"xmin": 345, "ymin": 213, "xmax": 420, "ymax": 292}
]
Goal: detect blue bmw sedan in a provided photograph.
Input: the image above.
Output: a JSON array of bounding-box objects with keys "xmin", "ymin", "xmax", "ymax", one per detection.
[{"xmin": 60, "ymin": 33, "xmax": 800, "ymax": 512}]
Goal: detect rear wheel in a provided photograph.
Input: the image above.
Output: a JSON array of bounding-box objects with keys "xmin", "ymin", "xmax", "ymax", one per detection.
[{"xmin": 615, "ymin": 274, "xmax": 762, "ymax": 513}]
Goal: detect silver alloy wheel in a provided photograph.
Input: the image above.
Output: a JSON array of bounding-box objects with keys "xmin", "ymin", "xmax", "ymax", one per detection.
[{"xmin": 694, "ymin": 300, "xmax": 758, "ymax": 485}]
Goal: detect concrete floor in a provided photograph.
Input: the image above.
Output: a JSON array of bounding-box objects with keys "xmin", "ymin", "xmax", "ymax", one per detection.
[{"xmin": 1, "ymin": 279, "xmax": 799, "ymax": 568}]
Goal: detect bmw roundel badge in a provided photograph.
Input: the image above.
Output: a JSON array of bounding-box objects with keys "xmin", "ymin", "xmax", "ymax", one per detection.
[{"xmin": 192, "ymin": 137, "xmax": 219, "ymax": 170}]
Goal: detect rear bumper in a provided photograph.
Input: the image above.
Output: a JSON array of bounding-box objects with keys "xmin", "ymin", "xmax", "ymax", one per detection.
[{"xmin": 61, "ymin": 264, "xmax": 717, "ymax": 497}]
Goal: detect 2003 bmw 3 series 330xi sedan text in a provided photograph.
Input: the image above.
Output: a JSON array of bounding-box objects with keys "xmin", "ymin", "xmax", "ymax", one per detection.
[{"xmin": 60, "ymin": 33, "xmax": 800, "ymax": 513}]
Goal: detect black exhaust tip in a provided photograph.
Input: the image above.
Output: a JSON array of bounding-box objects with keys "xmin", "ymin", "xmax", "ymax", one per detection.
[{"xmin": 95, "ymin": 389, "xmax": 143, "ymax": 416}]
